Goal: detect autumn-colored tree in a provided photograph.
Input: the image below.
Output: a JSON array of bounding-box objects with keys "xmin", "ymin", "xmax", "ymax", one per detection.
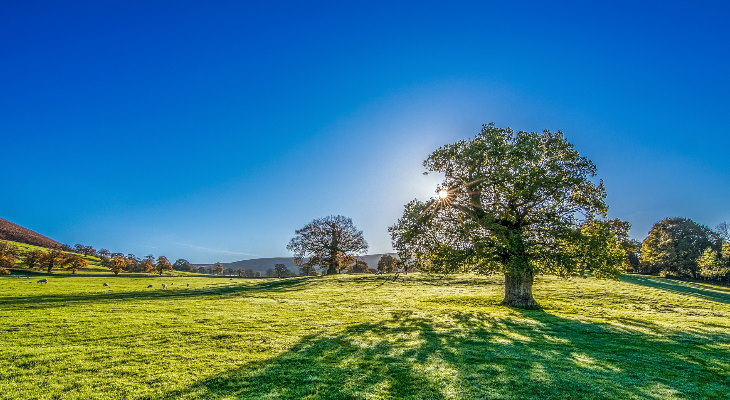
[
  {"xmin": 103, "ymin": 255, "xmax": 131, "ymax": 275},
  {"xmin": 65, "ymin": 254, "xmax": 88, "ymax": 274},
  {"xmin": 23, "ymin": 249, "xmax": 45, "ymax": 269},
  {"xmin": 390, "ymin": 124, "xmax": 622, "ymax": 308},
  {"xmin": 287, "ymin": 215, "xmax": 368, "ymax": 275},
  {"xmin": 0, "ymin": 242, "xmax": 19, "ymax": 272},
  {"xmin": 156, "ymin": 256, "xmax": 173, "ymax": 276},
  {"xmin": 41, "ymin": 249, "xmax": 66, "ymax": 273},
  {"xmin": 377, "ymin": 254, "xmax": 397, "ymax": 273}
]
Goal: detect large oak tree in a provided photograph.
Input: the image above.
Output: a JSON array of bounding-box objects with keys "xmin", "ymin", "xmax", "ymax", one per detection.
[
  {"xmin": 288, "ymin": 215, "xmax": 368, "ymax": 275},
  {"xmin": 389, "ymin": 124, "xmax": 625, "ymax": 308}
]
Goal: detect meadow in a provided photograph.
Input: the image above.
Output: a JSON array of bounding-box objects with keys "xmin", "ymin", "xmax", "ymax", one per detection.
[{"xmin": 1, "ymin": 272, "xmax": 728, "ymax": 400}]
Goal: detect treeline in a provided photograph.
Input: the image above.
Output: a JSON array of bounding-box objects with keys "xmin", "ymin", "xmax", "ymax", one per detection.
[
  {"xmin": 0, "ymin": 243, "xmax": 88, "ymax": 274},
  {"xmin": 631, "ymin": 218, "xmax": 730, "ymax": 282}
]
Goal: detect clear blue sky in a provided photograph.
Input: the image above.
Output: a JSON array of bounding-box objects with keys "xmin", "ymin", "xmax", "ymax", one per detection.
[{"xmin": 2, "ymin": 1, "xmax": 728, "ymax": 263}]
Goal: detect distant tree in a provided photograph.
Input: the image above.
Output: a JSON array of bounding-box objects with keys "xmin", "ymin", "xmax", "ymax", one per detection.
[
  {"xmin": 715, "ymin": 222, "xmax": 730, "ymax": 243},
  {"xmin": 274, "ymin": 263, "xmax": 290, "ymax": 278},
  {"xmin": 568, "ymin": 219, "xmax": 628, "ymax": 278},
  {"xmin": 23, "ymin": 249, "xmax": 45, "ymax": 269},
  {"xmin": 298, "ymin": 264, "xmax": 318, "ymax": 276},
  {"xmin": 697, "ymin": 244, "xmax": 730, "ymax": 281},
  {"xmin": 389, "ymin": 124, "xmax": 621, "ymax": 308},
  {"xmin": 173, "ymin": 259, "xmax": 194, "ymax": 272},
  {"xmin": 244, "ymin": 268, "xmax": 256, "ymax": 278},
  {"xmin": 139, "ymin": 257, "xmax": 155, "ymax": 273},
  {"xmin": 237, "ymin": 269, "xmax": 243, "ymax": 277},
  {"xmin": 287, "ymin": 215, "xmax": 368, "ymax": 275},
  {"xmin": 197, "ymin": 266, "xmax": 207, "ymax": 274},
  {"xmin": 65, "ymin": 254, "xmax": 88, "ymax": 274},
  {"xmin": 212, "ymin": 262, "xmax": 224, "ymax": 275},
  {"xmin": 377, "ymin": 254, "xmax": 397, "ymax": 273},
  {"xmin": 73, "ymin": 244, "xmax": 97, "ymax": 256},
  {"xmin": 125, "ymin": 254, "xmax": 141, "ymax": 272},
  {"xmin": 265, "ymin": 268, "xmax": 276, "ymax": 277},
  {"xmin": 104, "ymin": 255, "xmax": 131, "ymax": 275},
  {"xmin": 640, "ymin": 218, "xmax": 718, "ymax": 278},
  {"xmin": 98, "ymin": 249, "xmax": 111, "ymax": 258},
  {"xmin": 351, "ymin": 260, "xmax": 370, "ymax": 273},
  {"xmin": 41, "ymin": 249, "xmax": 66, "ymax": 273},
  {"xmin": 155, "ymin": 256, "xmax": 173, "ymax": 276},
  {"xmin": 0, "ymin": 242, "xmax": 19, "ymax": 271}
]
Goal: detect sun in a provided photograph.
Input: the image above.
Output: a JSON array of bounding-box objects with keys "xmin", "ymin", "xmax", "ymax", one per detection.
[{"xmin": 438, "ymin": 189, "xmax": 449, "ymax": 199}]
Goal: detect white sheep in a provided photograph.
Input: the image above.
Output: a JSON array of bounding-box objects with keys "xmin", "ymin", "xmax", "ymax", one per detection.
[
  {"xmin": 162, "ymin": 283, "xmax": 168, "ymax": 289},
  {"xmin": 36, "ymin": 278, "xmax": 48, "ymax": 284},
  {"xmin": 103, "ymin": 282, "xmax": 110, "ymax": 287}
]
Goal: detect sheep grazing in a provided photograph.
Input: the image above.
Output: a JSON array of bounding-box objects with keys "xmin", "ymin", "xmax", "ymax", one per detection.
[
  {"xmin": 186, "ymin": 283, "xmax": 190, "ymax": 287},
  {"xmin": 103, "ymin": 282, "xmax": 110, "ymax": 287},
  {"xmin": 170, "ymin": 282, "xmax": 174, "ymax": 286},
  {"xmin": 147, "ymin": 284, "xmax": 153, "ymax": 288},
  {"xmin": 36, "ymin": 278, "xmax": 48, "ymax": 284},
  {"xmin": 161, "ymin": 283, "xmax": 168, "ymax": 289}
]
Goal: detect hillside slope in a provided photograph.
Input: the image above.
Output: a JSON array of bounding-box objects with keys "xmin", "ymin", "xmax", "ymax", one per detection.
[{"xmin": 0, "ymin": 218, "xmax": 62, "ymax": 249}]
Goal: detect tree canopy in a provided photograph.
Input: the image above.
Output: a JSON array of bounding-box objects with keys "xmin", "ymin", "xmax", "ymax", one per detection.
[
  {"xmin": 389, "ymin": 124, "xmax": 625, "ymax": 308},
  {"xmin": 640, "ymin": 217, "xmax": 718, "ymax": 278},
  {"xmin": 287, "ymin": 215, "xmax": 368, "ymax": 275}
]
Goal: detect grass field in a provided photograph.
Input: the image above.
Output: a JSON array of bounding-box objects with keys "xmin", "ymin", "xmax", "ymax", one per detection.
[{"xmin": 1, "ymin": 272, "xmax": 728, "ymax": 400}]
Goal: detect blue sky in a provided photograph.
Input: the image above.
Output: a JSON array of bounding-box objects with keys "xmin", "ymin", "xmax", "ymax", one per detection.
[{"xmin": 2, "ymin": 1, "xmax": 729, "ymax": 262}]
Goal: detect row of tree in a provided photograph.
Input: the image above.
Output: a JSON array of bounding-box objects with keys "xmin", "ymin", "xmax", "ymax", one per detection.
[{"xmin": 0, "ymin": 244, "xmax": 88, "ymax": 274}]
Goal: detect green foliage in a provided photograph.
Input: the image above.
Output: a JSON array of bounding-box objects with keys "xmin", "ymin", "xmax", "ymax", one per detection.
[
  {"xmin": 351, "ymin": 259, "xmax": 370, "ymax": 273},
  {"xmin": 273, "ymin": 263, "xmax": 292, "ymax": 278},
  {"xmin": 377, "ymin": 254, "xmax": 398, "ymax": 273},
  {"xmin": 640, "ymin": 217, "xmax": 718, "ymax": 278},
  {"xmin": 173, "ymin": 259, "xmax": 195, "ymax": 272},
  {"xmin": 0, "ymin": 273, "xmax": 728, "ymax": 399},
  {"xmin": 390, "ymin": 124, "xmax": 620, "ymax": 307},
  {"xmin": 697, "ymin": 244, "xmax": 730, "ymax": 281}
]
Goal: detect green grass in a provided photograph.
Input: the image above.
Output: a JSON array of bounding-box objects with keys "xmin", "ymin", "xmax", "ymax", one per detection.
[{"xmin": 1, "ymin": 273, "xmax": 728, "ymax": 399}]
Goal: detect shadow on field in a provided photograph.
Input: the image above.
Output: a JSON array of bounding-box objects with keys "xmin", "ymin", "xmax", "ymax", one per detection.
[
  {"xmin": 622, "ymin": 275, "xmax": 730, "ymax": 305},
  {"xmin": 154, "ymin": 310, "xmax": 729, "ymax": 400},
  {"xmin": 0, "ymin": 277, "xmax": 313, "ymax": 310}
]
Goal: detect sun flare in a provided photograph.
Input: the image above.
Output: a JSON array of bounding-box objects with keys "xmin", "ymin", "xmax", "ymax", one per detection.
[{"xmin": 438, "ymin": 189, "xmax": 449, "ymax": 199}]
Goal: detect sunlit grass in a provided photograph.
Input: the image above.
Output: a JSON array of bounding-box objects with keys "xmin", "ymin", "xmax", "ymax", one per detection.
[{"xmin": 0, "ymin": 273, "xmax": 728, "ymax": 399}]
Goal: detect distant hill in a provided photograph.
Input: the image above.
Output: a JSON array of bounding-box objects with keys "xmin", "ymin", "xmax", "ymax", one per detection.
[
  {"xmin": 0, "ymin": 218, "xmax": 62, "ymax": 249},
  {"xmin": 197, "ymin": 253, "xmax": 397, "ymax": 274}
]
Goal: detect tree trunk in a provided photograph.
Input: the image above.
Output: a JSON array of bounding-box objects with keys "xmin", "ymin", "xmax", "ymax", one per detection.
[
  {"xmin": 326, "ymin": 262, "xmax": 337, "ymax": 275},
  {"xmin": 501, "ymin": 270, "xmax": 540, "ymax": 309}
]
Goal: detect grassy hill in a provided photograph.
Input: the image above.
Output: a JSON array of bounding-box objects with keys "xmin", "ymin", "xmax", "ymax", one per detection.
[
  {"xmin": 1, "ymin": 273, "xmax": 728, "ymax": 399},
  {"xmin": 0, "ymin": 218, "xmax": 62, "ymax": 249}
]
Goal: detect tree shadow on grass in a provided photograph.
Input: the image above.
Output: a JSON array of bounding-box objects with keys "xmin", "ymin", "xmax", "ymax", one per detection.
[
  {"xmin": 0, "ymin": 277, "xmax": 314, "ymax": 310},
  {"xmin": 154, "ymin": 310, "xmax": 730, "ymax": 400},
  {"xmin": 622, "ymin": 275, "xmax": 730, "ymax": 305}
]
